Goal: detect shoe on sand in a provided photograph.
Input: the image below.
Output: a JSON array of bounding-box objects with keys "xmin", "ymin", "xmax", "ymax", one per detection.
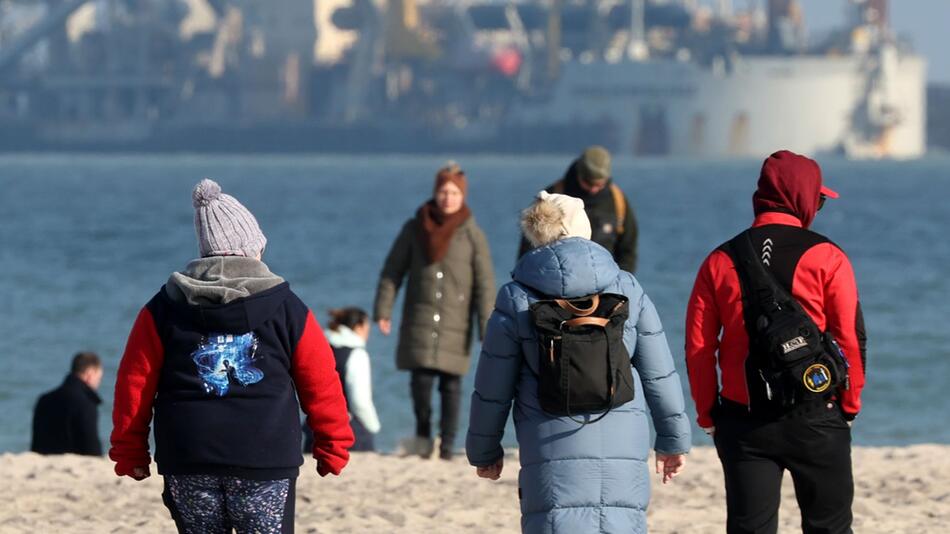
[{"xmin": 398, "ymin": 436, "xmax": 434, "ymax": 459}]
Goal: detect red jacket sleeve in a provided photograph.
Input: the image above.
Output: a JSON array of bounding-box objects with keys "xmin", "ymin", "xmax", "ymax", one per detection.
[
  {"xmin": 109, "ymin": 307, "xmax": 164, "ymax": 476},
  {"xmin": 685, "ymin": 252, "xmax": 724, "ymax": 429},
  {"xmin": 293, "ymin": 310, "xmax": 355, "ymax": 476},
  {"xmin": 821, "ymin": 246, "xmax": 866, "ymax": 418}
]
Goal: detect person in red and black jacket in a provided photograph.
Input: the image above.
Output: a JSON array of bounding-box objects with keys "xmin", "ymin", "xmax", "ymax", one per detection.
[
  {"xmin": 110, "ymin": 179, "xmax": 354, "ymax": 534},
  {"xmin": 685, "ymin": 150, "xmax": 866, "ymax": 534}
]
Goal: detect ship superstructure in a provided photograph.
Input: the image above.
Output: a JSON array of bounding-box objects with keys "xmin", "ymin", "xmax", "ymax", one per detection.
[{"xmin": 0, "ymin": 0, "xmax": 926, "ymax": 157}]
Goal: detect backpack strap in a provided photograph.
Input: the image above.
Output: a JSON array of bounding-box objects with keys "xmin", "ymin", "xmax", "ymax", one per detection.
[
  {"xmin": 553, "ymin": 178, "xmax": 625, "ymax": 235},
  {"xmin": 555, "ymin": 294, "xmax": 599, "ymax": 316},
  {"xmin": 728, "ymin": 231, "xmax": 809, "ymax": 317},
  {"xmin": 728, "ymin": 231, "xmax": 779, "ymax": 315},
  {"xmin": 609, "ymin": 184, "xmax": 626, "ymax": 235},
  {"xmin": 562, "ymin": 316, "xmax": 610, "ymax": 328}
]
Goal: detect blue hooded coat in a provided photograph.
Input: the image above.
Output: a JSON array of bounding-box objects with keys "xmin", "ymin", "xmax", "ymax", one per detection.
[{"xmin": 466, "ymin": 238, "xmax": 691, "ymax": 533}]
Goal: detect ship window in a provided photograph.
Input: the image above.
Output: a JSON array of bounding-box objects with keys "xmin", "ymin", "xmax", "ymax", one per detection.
[
  {"xmin": 467, "ymin": 6, "xmax": 510, "ymax": 30},
  {"xmin": 635, "ymin": 105, "xmax": 670, "ymax": 156},
  {"xmin": 690, "ymin": 113, "xmax": 706, "ymax": 154},
  {"xmin": 560, "ymin": 6, "xmax": 596, "ymax": 33},
  {"xmin": 729, "ymin": 112, "xmax": 750, "ymax": 155},
  {"xmin": 515, "ymin": 5, "xmax": 547, "ymax": 31}
]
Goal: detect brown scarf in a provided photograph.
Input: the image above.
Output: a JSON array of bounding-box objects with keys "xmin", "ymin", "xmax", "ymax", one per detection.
[{"xmin": 417, "ymin": 200, "xmax": 471, "ymax": 264}]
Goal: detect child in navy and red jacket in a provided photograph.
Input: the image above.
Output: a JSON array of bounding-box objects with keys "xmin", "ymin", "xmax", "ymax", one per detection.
[{"xmin": 109, "ymin": 179, "xmax": 354, "ymax": 534}]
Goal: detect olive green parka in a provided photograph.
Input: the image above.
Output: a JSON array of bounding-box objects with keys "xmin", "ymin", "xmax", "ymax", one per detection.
[{"xmin": 374, "ymin": 215, "xmax": 495, "ymax": 376}]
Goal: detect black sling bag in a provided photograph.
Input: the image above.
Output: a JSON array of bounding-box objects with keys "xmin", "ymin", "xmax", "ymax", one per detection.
[{"xmin": 727, "ymin": 230, "xmax": 850, "ymax": 410}]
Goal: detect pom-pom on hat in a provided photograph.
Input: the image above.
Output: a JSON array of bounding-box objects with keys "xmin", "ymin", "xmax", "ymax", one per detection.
[
  {"xmin": 521, "ymin": 191, "xmax": 592, "ymax": 248},
  {"xmin": 192, "ymin": 179, "xmax": 267, "ymax": 258}
]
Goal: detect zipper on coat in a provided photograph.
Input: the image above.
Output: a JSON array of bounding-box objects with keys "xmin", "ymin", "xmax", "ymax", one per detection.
[
  {"xmin": 759, "ymin": 369, "xmax": 772, "ymax": 401},
  {"xmin": 745, "ymin": 356, "xmax": 753, "ymax": 413}
]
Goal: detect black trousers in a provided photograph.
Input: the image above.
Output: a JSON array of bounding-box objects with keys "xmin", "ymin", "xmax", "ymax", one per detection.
[
  {"xmin": 713, "ymin": 400, "xmax": 854, "ymax": 534},
  {"xmin": 410, "ymin": 368, "xmax": 461, "ymax": 451}
]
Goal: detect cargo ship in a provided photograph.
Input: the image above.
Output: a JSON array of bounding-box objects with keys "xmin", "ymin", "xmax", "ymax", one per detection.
[{"xmin": 0, "ymin": 0, "xmax": 926, "ymax": 158}]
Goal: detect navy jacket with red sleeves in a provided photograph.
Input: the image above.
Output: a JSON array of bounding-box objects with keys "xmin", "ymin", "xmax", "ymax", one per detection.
[{"xmin": 110, "ymin": 282, "xmax": 354, "ymax": 479}]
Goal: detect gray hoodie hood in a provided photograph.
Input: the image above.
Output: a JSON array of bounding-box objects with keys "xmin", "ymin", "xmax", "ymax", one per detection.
[{"xmin": 166, "ymin": 256, "xmax": 285, "ymax": 306}]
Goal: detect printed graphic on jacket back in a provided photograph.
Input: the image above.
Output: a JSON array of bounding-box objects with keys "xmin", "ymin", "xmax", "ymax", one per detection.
[{"xmin": 191, "ymin": 333, "xmax": 264, "ymax": 396}]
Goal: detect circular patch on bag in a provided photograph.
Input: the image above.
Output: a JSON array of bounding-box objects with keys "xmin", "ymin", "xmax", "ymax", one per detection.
[{"xmin": 803, "ymin": 364, "xmax": 832, "ymax": 393}]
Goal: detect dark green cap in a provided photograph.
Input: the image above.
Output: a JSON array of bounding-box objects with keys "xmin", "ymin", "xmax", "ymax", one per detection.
[{"xmin": 577, "ymin": 145, "xmax": 611, "ymax": 183}]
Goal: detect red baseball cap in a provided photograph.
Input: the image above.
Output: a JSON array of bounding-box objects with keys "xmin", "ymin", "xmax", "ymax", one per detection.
[{"xmin": 820, "ymin": 185, "xmax": 839, "ymax": 199}]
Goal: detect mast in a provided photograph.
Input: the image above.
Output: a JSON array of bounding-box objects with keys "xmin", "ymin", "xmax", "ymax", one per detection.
[
  {"xmin": 628, "ymin": 0, "xmax": 647, "ymax": 60},
  {"xmin": 546, "ymin": 0, "xmax": 561, "ymax": 80},
  {"xmin": 866, "ymin": 0, "xmax": 888, "ymax": 31}
]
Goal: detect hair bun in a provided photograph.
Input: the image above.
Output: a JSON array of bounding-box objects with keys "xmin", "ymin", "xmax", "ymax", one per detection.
[{"xmin": 192, "ymin": 179, "xmax": 222, "ymax": 208}]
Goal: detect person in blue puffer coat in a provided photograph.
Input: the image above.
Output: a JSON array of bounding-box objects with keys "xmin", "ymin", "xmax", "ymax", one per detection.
[{"xmin": 466, "ymin": 191, "xmax": 691, "ymax": 534}]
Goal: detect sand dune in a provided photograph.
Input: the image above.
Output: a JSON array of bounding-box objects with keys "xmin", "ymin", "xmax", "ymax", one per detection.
[{"xmin": 1, "ymin": 445, "xmax": 948, "ymax": 533}]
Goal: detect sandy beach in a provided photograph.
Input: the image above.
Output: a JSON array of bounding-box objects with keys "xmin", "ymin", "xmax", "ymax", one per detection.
[{"xmin": 0, "ymin": 445, "xmax": 947, "ymax": 533}]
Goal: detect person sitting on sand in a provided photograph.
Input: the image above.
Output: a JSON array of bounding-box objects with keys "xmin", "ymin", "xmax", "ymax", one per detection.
[
  {"xmin": 31, "ymin": 352, "xmax": 104, "ymax": 456},
  {"xmin": 109, "ymin": 179, "xmax": 354, "ymax": 534},
  {"xmin": 466, "ymin": 191, "xmax": 691, "ymax": 533}
]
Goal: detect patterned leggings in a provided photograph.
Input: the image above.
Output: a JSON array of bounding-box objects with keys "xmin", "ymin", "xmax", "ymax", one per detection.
[{"xmin": 162, "ymin": 475, "xmax": 295, "ymax": 534}]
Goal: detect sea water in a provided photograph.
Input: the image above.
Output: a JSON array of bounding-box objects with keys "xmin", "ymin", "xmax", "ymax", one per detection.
[{"xmin": 1, "ymin": 153, "xmax": 947, "ymax": 452}]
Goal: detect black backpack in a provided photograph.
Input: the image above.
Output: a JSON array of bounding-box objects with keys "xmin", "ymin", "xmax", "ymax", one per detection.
[
  {"xmin": 529, "ymin": 293, "xmax": 635, "ymax": 423},
  {"xmin": 728, "ymin": 231, "xmax": 850, "ymax": 410}
]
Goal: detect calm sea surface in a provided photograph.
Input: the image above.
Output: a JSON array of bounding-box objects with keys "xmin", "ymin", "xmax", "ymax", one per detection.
[{"xmin": 1, "ymin": 153, "xmax": 947, "ymax": 453}]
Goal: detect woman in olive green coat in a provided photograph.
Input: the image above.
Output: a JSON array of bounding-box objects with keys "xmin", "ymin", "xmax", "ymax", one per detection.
[{"xmin": 374, "ymin": 163, "xmax": 495, "ymax": 460}]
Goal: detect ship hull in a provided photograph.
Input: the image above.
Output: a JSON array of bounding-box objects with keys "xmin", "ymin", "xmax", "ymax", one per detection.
[
  {"xmin": 0, "ymin": 57, "xmax": 925, "ymax": 158},
  {"xmin": 511, "ymin": 55, "xmax": 926, "ymax": 159}
]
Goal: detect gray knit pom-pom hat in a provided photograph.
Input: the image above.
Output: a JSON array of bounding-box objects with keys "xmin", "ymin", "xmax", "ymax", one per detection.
[{"xmin": 192, "ymin": 179, "xmax": 267, "ymax": 258}]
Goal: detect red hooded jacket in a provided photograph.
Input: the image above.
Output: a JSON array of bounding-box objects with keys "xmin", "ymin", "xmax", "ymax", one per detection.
[{"xmin": 685, "ymin": 151, "xmax": 867, "ymax": 428}]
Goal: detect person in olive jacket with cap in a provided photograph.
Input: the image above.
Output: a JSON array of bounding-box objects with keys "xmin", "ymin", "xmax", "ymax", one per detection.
[
  {"xmin": 518, "ymin": 146, "xmax": 640, "ymax": 273},
  {"xmin": 374, "ymin": 162, "xmax": 495, "ymax": 460}
]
